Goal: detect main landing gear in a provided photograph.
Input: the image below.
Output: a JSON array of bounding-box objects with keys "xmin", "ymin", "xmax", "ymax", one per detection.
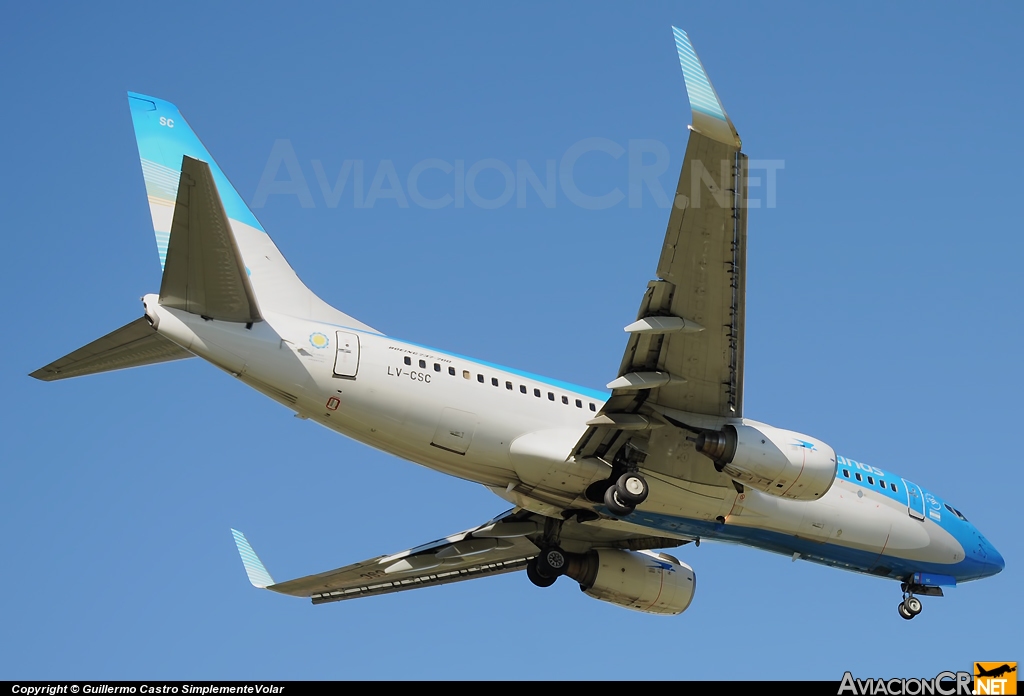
[
  {"xmin": 527, "ymin": 546, "xmax": 567, "ymax": 588},
  {"xmin": 527, "ymin": 517, "xmax": 572, "ymax": 588},
  {"xmin": 583, "ymin": 443, "xmax": 651, "ymax": 517},
  {"xmin": 602, "ymin": 471, "xmax": 650, "ymax": 517}
]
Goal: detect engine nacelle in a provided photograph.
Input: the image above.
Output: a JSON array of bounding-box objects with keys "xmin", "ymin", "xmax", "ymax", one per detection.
[
  {"xmin": 694, "ymin": 422, "xmax": 836, "ymax": 501},
  {"xmin": 566, "ymin": 549, "xmax": 695, "ymax": 615}
]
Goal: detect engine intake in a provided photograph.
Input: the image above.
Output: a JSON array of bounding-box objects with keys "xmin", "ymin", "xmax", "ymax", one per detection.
[{"xmin": 695, "ymin": 422, "xmax": 836, "ymax": 501}]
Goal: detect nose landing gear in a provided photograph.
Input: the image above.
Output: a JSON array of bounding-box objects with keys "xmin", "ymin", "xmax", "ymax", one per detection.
[
  {"xmin": 898, "ymin": 594, "xmax": 923, "ymax": 620},
  {"xmin": 897, "ymin": 580, "xmax": 941, "ymax": 620}
]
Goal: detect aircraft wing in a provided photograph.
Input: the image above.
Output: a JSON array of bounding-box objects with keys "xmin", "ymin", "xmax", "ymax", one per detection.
[
  {"xmin": 573, "ymin": 28, "xmax": 747, "ymax": 473},
  {"xmin": 232, "ymin": 509, "xmax": 685, "ymax": 604}
]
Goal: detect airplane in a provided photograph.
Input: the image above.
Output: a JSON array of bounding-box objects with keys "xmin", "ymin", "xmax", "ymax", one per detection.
[
  {"xmin": 30, "ymin": 27, "xmax": 1004, "ymax": 620},
  {"xmin": 975, "ymin": 665, "xmax": 1016, "ymax": 679}
]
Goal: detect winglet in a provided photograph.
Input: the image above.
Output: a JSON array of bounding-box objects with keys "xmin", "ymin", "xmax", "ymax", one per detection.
[
  {"xmin": 231, "ymin": 529, "xmax": 275, "ymax": 589},
  {"xmin": 672, "ymin": 27, "xmax": 741, "ymax": 149}
]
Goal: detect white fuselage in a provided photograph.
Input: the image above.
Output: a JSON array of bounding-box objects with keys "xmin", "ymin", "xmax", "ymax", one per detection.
[{"xmin": 145, "ymin": 297, "xmax": 978, "ymax": 580}]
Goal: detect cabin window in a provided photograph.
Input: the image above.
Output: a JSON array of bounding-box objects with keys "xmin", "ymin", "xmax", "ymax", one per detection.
[
  {"xmin": 463, "ymin": 370, "xmax": 471, "ymax": 380},
  {"xmin": 842, "ymin": 470, "xmax": 850, "ymax": 478},
  {"xmin": 520, "ymin": 385, "xmax": 527, "ymax": 394},
  {"xmin": 433, "ymin": 363, "xmax": 441, "ymax": 372},
  {"xmin": 890, "ymin": 483, "xmax": 897, "ymax": 492},
  {"xmin": 404, "ymin": 356, "xmax": 411, "ymax": 365},
  {"xmin": 477, "ymin": 374, "xmax": 484, "ymax": 383},
  {"xmin": 575, "ymin": 399, "xmax": 582, "ymax": 408},
  {"xmin": 419, "ymin": 359, "xmax": 426, "ymax": 369},
  {"xmin": 867, "ymin": 476, "xmax": 874, "ymax": 485},
  {"xmin": 548, "ymin": 392, "xmax": 555, "ymax": 401},
  {"xmin": 534, "ymin": 388, "xmax": 541, "ymax": 397},
  {"xmin": 879, "ymin": 479, "xmax": 885, "ymax": 489},
  {"xmin": 449, "ymin": 366, "xmax": 456, "ymax": 376},
  {"xmin": 506, "ymin": 381, "xmax": 513, "ymax": 390},
  {"xmin": 561, "ymin": 395, "xmax": 569, "ymax": 405},
  {"xmin": 491, "ymin": 377, "xmax": 499, "ymax": 387},
  {"xmin": 589, "ymin": 403, "xmax": 597, "ymax": 412},
  {"xmin": 855, "ymin": 473, "xmax": 863, "ymax": 482}
]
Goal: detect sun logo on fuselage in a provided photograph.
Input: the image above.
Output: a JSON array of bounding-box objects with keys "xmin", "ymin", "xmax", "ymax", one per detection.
[{"xmin": 309, "ymin": 332, "xmax": 330, "ymax": 349}]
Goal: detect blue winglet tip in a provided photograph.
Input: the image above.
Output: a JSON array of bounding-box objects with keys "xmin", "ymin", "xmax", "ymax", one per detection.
[
  {"xmin": 670, "ymin": 25, "xmax": 741, "ymax": 147},
  {"xmin": 231, "ymin": 528, "xmax": 275, "ymax": 589}
]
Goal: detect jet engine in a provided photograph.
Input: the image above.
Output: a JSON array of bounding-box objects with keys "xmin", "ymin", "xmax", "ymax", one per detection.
[
  {"xmin": 562, "ymin": 549, "xmax": 696, "ymax": 615},
  {"xmin": 694, "ymin": 422, "xmax": 836, "ymax": 500}
]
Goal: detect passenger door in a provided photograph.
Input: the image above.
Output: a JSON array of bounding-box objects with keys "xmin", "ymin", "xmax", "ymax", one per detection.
[
  {"xmin": 902, "ymin": 478, "xmax": 926, "ymax": 520},
  {"xmin": 333, "ymin": 331, "xmax": 360, "ymax": 378}
]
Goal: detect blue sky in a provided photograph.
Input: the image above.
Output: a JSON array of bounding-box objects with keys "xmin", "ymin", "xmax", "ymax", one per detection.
[{"xmin": 2, "ymin": 2, "xmax": 1022, "ymax": 680}]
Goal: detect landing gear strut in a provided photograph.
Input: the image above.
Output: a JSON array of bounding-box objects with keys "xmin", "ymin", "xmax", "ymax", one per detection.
[{"xmin": 584, "ymin": 442, "xmax": 650, "ymax": 518}]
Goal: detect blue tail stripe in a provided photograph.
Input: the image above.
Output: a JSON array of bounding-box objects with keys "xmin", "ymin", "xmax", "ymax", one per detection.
[{"xmin": 128, "ymin": 92, "xmax": 264, "ymax": 269}]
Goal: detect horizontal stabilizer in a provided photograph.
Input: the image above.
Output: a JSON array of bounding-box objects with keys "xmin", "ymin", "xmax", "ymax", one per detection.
[
  {"xmin": 160, "ymin": 156, "xmax": 262, "ymax": 324},
  {"xmin": 29, "ymin": 317, "xmax": 193, "ymax": 382},
  {"xmin": 231, "ymin": 529, "xmax": 275, "ymax": 589}
]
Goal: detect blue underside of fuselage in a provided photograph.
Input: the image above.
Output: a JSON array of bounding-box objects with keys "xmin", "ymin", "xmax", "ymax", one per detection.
[{"xmin": 619, "ymin": 508, "xmax": 995, "ymax": 584}]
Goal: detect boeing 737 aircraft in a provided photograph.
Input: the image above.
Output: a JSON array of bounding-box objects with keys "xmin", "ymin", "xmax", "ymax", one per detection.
[{"xmin": 31, "ymin": 28, "xmax": 1004, "ymax": 619}]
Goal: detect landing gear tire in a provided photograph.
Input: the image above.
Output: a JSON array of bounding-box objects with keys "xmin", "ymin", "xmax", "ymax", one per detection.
[
  {"xmin": 536, "ymin": 546, "xmax": 568, "ymax": 578},
  {"xmin": 616, "ymin": 472, "xmax": 649, "ymax": 506},
  {"xmin": 898, "ymin": 601, "xmax": 914, "ymax": 620},
  {"xmin": 905, "ymin": 596, "xmax": 922, "ymax": 616},
  {"xmin": 526, "ymin": 557, "xmax": 557, "ymax": 588},
  {"xmin": 603, "ymin": 485, "xmax": 635, "ymax": 516}
]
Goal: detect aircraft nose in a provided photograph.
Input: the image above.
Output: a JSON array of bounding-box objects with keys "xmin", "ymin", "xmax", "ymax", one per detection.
[
  {"xmin": 987, "ymin": 542, "xmax": 1005, "ymax": 575},
  {"xmin": 971, "ymin": 531, "xmax": 1005, "ymax": 578}
]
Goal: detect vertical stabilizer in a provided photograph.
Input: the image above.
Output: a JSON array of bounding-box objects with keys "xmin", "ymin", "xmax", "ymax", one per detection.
[{"xmin": 128, "ymin": 92, "xmax": 377, "ymax": 332}]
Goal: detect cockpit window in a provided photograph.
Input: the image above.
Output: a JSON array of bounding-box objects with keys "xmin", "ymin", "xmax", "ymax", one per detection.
[{"xmin": 944, "ymin": 503, "xmax": 968, "ymax": 521}]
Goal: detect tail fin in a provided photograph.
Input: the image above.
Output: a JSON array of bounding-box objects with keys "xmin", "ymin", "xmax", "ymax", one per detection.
[
  {"xmin": 128, "ymin": 92, "xmax": 376, "ymax": 331},
  {"xmin": 128, "ymin": 92, "xmax": 263, "ymax": 267}
]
